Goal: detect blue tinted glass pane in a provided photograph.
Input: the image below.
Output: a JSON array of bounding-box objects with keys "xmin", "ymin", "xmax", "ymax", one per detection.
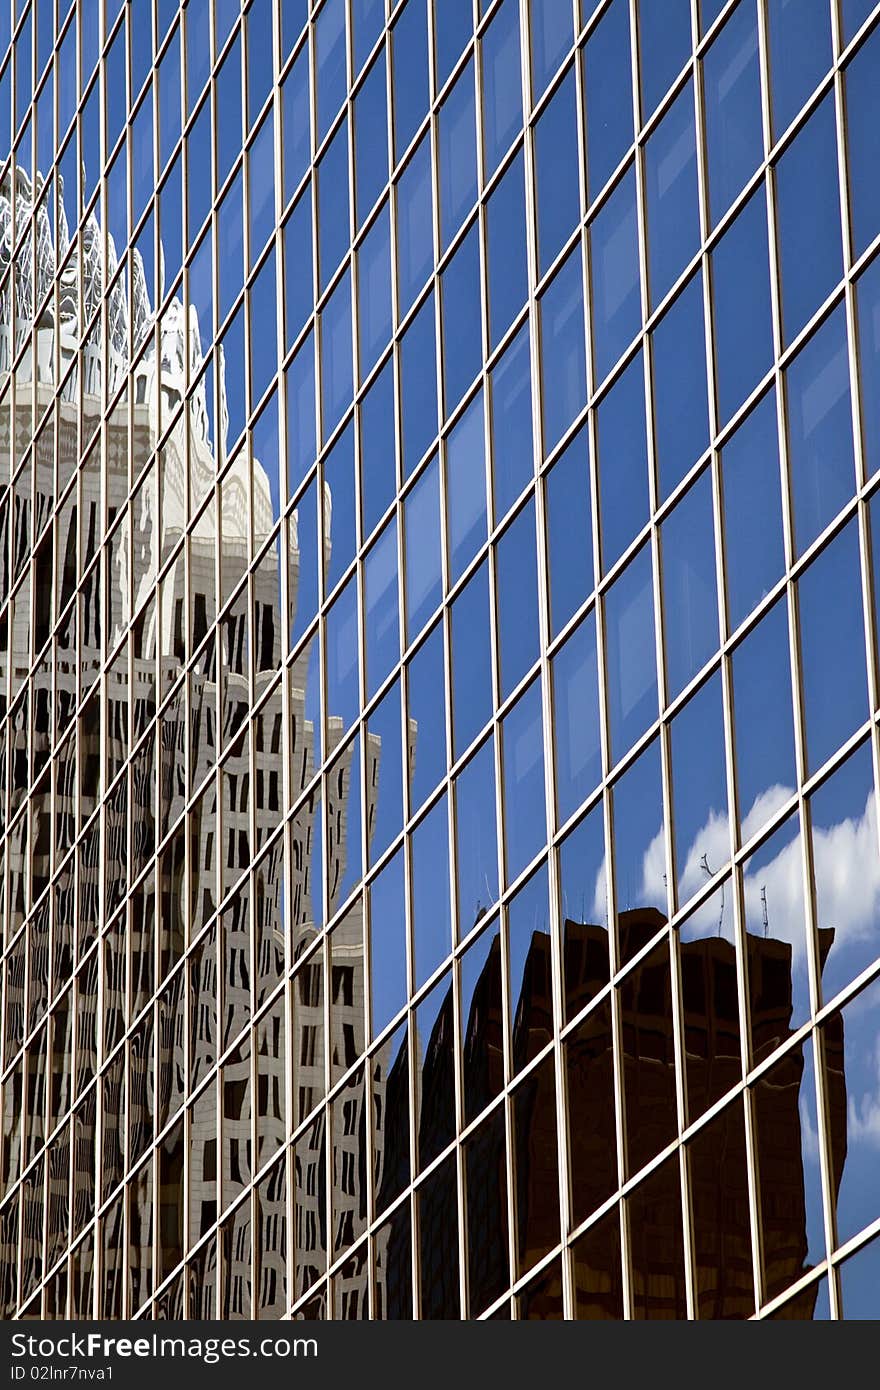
[
  {"xmin": 487, "ymin": 152, "xmax": 528, "ymax": 351},
  {"xmin": 857, "ymin": 256, "xmax": 880, "ymax": 480},
  {"xmin": 611, "ymin": 738, "xmax": 666, "ymax": 923},
  {"xmin": 412, "ymin": 796, "xmax": 452, "ymax": 987},
  {"xmin": 216, "ymin": 38, "xmax": 242, "ymax": 191},
  {"xmin": 767, "ymin": 0, "xmax": 832, "ymax": 136},
  {"xmin": 584, "ymin": 0, "xmax": 633, "ymax": 200},
  {"xmin": 284, "ymin": 190, "xmax": 313, "ymax": 348},
  {"xmin": 281, "ymin": 0, "xmax": 309, "ymax": 62},
  {"xmin": 776, "ymin": 94, "xmax": 842, "ymax": 346},
  {"xmin": 700, "ymin": 0, "xmax": 728, "ymax": 31},
  {"xmin": 605, "ymin": 543, "xmax": 658, "ymax": 762},
  {"xmin": 452, "ymin": 561, "xmax": 493, "ymax": 759},
  {"xmin": 400, "ymin": 294, "xmax": 438, "ymax": 477},
  {"xmin": 408, "ymin": 623, "xmax": 447, "ymax": 811},
  {"xmin": 324, "ymin": 421, "xmax": 357, "ymax": 594},
  {"xmin": 354, "ymin": 54, "xmax": 389, "ymax": 227},
  {"xmin": 638, "ymin": 0, "xmax": 691, "ymax": 120},
  {"xmin": 358, "ymin": 203, "xmax": 393, "ymax": 379},
  {"xmin": 187, "ymin": 99, "xmax": 212, "ymax": 239},
  {"xmin": 405, "ymin": 454, "xmax": 442, "ymax": 642},
  {"xmin": 482, "ymin": 0, "xmax": 522, "ymax": 179},
  {"xmin": 540, "ymin": 247, "xmax": 587, "ymax": 456},
  {"xmin": 597, "ymin": 352, "xmax": 649, "ymax": 572},
  {"xmin": 661, "ymin": 469, "xmax": 719, "ymax": 701},
  {"xmin": 653, "ymin": 273, "xmax": 709, "ymax": 500},
  {"xmin": 361, "ymin": 360, "xmax": 397, "ymax": 539},
  {"xmin": 842, "ymin": 0, "xmax": 876, "ymax": 40},
  {"xmin": 502, "ymin": 679, "xmax": 546, "ymax": 884},
  {"xmin": 321, "ymin": 270, "xmax": 353, "ymax": 438},
  {"xmin": 497, "ymin": 499, "xmax": 539, "ymax": 699},
  {"xmin": 644, "ymin": 80, "xmax": 699, "ymax": 307},
  {"xmin": 442, "ymin": 223, "xmax": 482, "ymax": 415},
  {"xmin": 283, "ymin": 46, "xmax": 311, "ymax": 200},
  {"xmin": 217, "ymin": 179, "xmax": 243, "ymax": 322},
  {"xmin": 846, "ymin": 25, "xmax": 880, "ymax": 259},
  {"xmin": 456, "ymin": 737, "xmax": 499, "ymax": 934},
  {"xmin": 590, "ymin": 166, "xmax": 640, "ymax": 385},
  {"xmin": 447, "ymin": 389, "xmax": 487, "ymax": 585},
  {"xmin": 702, "ymin": 0, "xmax": 762, "ymax": 226},
  {"xmin": 841, "ymin": 1234, "xmax": 880, "ymax": 1319},
  {"xmin": 439, "ymin": 59, "xmax": 477, "ymax": 249},
  {"xmin": 491, "ymin": 325, "xmax": 534, "ymax": 523},
  {"xmin": 250, "ymin": 256, "xmax": 278, "ymax": 406},
  {"xmin": 352, "ymin": 0, "xmax": 384, "ymax": 74},
  {"xmin": 721, "ymin": 390, "xmax": 784, "ymax": 632},
  {"xmin": 368, "ymin": 682, "xmax": 404, "ymax": 865},
  {"xmin": 286, "ymin": 333, "xmax": 316, "ymax": 493},
  {"xmin": 326, "ymin": 575, "xmax": 360, "ymax": 734},
  {"xmin": 546, "ymin": 426, "xmax": 593, "ymax": 636},
  {"xmin": 317, "ymin": 119, "xmax": 350, "ymax": 292},
  {"xmin": 435, "ymin": 0, "xmax": 473, "ymax": 91},
  {"xmin": 670, "ymin": 673, "xmax": 728, "ymax": 906},
  {"xmin": 530, "ymin": 0, "xmax": 572, "ymax": 100},
  {"xmin": 712, "ymin": 185, "xmax": 774, "ymax": 427},
  {"xmin": 787, "ymin": 304, "xmax": 854, "ymax": 556},
  {"xmin": 316, "ymin": 0, "xmax": 346, "ymax": 144},
  {"xmin": 249, "ymin": 115, "xmax": 275, "ymax": 262},
  {"xmin": 553, "ymin": 612, "xmax": 602, "ymax": 825},
  {"xmin": 732, "ymin": 599, "xmax": 796, "ymax": 834},
  {"xmin": 365, "ymin": 518, "xmax": 400, "ymax": 699},
  {"xmin": 798, "ymin": 521, "xmax": 868, "ymax": 773},
  {"xmin": 393, "ymin": 0, "xmax": 430, "ymax": 160},
  {"xmin": 291, "ymin": 482, "xmax": 319, "ymax": 644},
  {"xmin": 534, "ymin": 68, "xmax": 579, "ymax": 277},
  {"xmin": 370, "ymin": 849, "xmax": 407, "ymax": 1036},
  {"xmin": 396, "ymin": 135, "xmax": 433, "ymax": 320}
]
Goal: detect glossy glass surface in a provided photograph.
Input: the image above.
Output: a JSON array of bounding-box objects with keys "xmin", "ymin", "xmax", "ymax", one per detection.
[{"xmin": 0, "ymin": 0, "xmax": 877, "ymax": 1326}]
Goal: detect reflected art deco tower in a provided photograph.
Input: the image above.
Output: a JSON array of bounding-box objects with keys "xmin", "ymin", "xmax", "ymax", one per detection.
[{"xmin": 1, "ymin": 0, "xmax": 880, "ymax": 1323}]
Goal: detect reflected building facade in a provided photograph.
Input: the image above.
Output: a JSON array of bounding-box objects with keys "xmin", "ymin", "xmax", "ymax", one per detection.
[{"xmin": 1, "ymin": 0, "xmax": 880, "ymax": 1322}]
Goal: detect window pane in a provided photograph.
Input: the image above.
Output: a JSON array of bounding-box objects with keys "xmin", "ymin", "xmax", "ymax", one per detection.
[
  {"xmin": 392, "ymin": 0, "xmax": 429, "ymax": 161},
  {"xmin": 644, "ymin": 80, "xmax": 700, "ymax": 308},
  {"xmin": 315, "ymin": 0, "xmax": 346, "ymax": 144},
  {"xmin": 702, "ymin": 0, "xmax": 762, "ymax": 226},
  {"xmin": 661, "ymin": 469, "xmax": 719, "ymax": 701},
  {"xmin": 728, "ymin": 594, "xmax": 795, "ymax": 834},
  {"xmin": 502, "ymin": 678, "xmax": 546, "ymax": 884},
  {"xmin": 408, "ymin": 623, "xmax": 447, "ymax": 813},
  {"xmin": 775, "ymin": 94, "xmax": 842, "ymax": 346},
  {"xmin": 358, "ymin": 202, "xmax": 392, "ymax": 379},
  {"xmin": 396, "ymin": 135, "xmax": 433, "ymax": 321},
  {"xmin": 455, "ymin": 737, "xmax": 499, "ymax": 938},
  {"xmin": 545, "ymin": 426, "xmax": 594, "ymax": 637},
  {"xmin": 496, "ymin": 498, "xmax": 539, "ymax": 700},
  {"xmin": 360, "ymin": 359, "xmax": 396, "ymax": 540},
  {"xmin": 411, "ymin": 796, "xmax": 452, "ymax": 988},
  {"xmin": 767, "ymin": 0, "xmax": 832, "ymax": 137},
  {"xmin": 846, "ymin": 23, "xmax": 880, "ymax": 260},
  {"xmin": 481, "ymin": 0, "xmax": 522, "ymax": 180},
  {"xmin": 534, "ymin": 67, "xmax": 579, "ymax": 277},
  {"xmin": 652, "ymin": 272, "xmax": 709, "ymax": 501},
  {"xmin": 670, "ymin": 673, "xmax": 728, "ymax": 908},
  {"xmin": 400, "ymin": 293, "xmax": 438, "ymax": 477},
  {"xmin": 605, "ymin": 543, "xmax": 658, "ymax": 763},
  {"xmin": 438, "ymin": 59, "xmax": 477, "ymax": 249},
  {"xmin": 317, "ymin": 118, "xmax": 350, "ymax": 293},
  {"xmin": 711, "ymin": 185, "xmax": 774, "ymax": 427},
  {"xmin": 540, "ymin": 246, "xmax": 587, "ymax": 457},
  {"xmin": 404, "ymin": 454, "xmax": 442, "ymax": 643},
  {"xmin": 856, "ymin": 256, "xmax": 880, "ymax": 480},
  {"xmin": 491, "ymin": 324, "xmax": 534, "ymax": 523},
  {"xmin": 320, "ymin": 269, "xmax": 353, "ymax": 438},
  {"xmin": 446, "ymin": 388, "xmax": 487, "ymax": 585},
  {"xmin": 611, "ymin": 738, "xmax": 667, "ymax": 942},
  {"xmin": 786, "ymin": 304, "xmax": 854, "ymax": 556},
  {"xmin": 590, "ymin": 165, "xmax": 640, "ymax": 385},
  {"xmin": 354, "ymin": 53, "xmax": 388, "ymax": 228},
  {"xmin": 798, "ymin": 521, "xmax": 868, "ymax": 773},
  {"xmin": 530, "ymin": 0, "xmax": 572, "ymax": 100},
  {"xmin": 584, "ymin": 0, "xmax": 633, "ymax": 201},
  {"xmin": 638, "ymin": 0, "xmax": 691, "ymax": 121},
  {"xmin": 364, "ymin": 517, "xmax": 399, "ymax": 699},
  {"xmin": 442, "ymin": 223, "xmax": 482, "ymax": 416},
  {"xmin": 552, "ymin": 611, "xmax": 602, "ymax": 827},
  {"xmin": 597, "ymin": 352, "xmax": 649, "ymax": 573},
  {"xmin": 452, "ymin": 560, "xmax": 493, "ymax": 759},
  {"xmin": 487, "ymin": 151, "xmax": 528, "ymax": 352},
  {"xmin": 435, "ymin": 0, "xmax": 472, "ymax": 92},
  {"xmin": 721, "ymin": 390, "xmax": 784, "ymax": 633}
]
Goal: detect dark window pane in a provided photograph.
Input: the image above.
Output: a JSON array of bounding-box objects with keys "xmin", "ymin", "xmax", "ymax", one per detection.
[
  {"xmin": 354, "ymin": 53, "xmax": 389, "ymax": 227},
  {"xmin": 396, "ymin": 135, "xmax": 433, "ymax": 320},
  {"xmin": 399, "ymin": 294, "xmax": 438, "ymax": 477},
  {"xmin": 798, "ymin": 521, "xmax": 867, "ymax": 773},
  {"xmin": 435, "ymin": 0, "xmax": 472, "ymax": 92},
  {"xmin": 456, "ymin": 737, "xmax": 499, "ymax": 937},
  {"xmin": 404, "ymin": 454, "xmax": 442, "ymax": 643},
  {"xmin": 661, "ymin": 468, "xmax": 719, "ymax": 701},
  {"xmin": 605, "ymin": 543, "xmax": 657, "ymax": 762},
  {"xmin": 721, "ymin": 389, "xmax": 784, "ymax": 631},
  {"xmin": 487, "ymin": 151, "xmax": 528, "ymax": 351},
  {"xmin": 846, "ymin": 23, "xmax": 880, "ymax": 260},
  {"xmin": 502, "ymin": 678, "xmax": 546, "ymax": 883},
  {"xmin": 446, "ymin": 388, "xmax": 487, "ymax": 585},
  {"xmin": 442, "ymin": 222, "xmax": 482, "ymax": 415},
  {"xmin": 317, "ymin": 118, "xmax": 350, "ymax": 293},
  {"xmin": 857, "ymin": 256, "xmax": 880, "ymax": 480},
  {"xmin": 452, "ymin": 560, "xmax": 493, "ymax": 759},
  {"xmin": 553, "ymin": 611, "xmax": 602, "ymax": 826},
  {"xmin": 408, "ymin": 623, "xmax": 447, "ymax": 812},
  {"xmin": 411, "ymin": 796, "xmax": 452, "ymax": 988},
  {"xmin": 358, "ymin": 202, "xmax": 392, "ymax": 379},
  {"xmin": 597, "ymin": 352, "xmax": 649, "ymax": 573},
  {"xmin": 540, "ymin": 246, "xmax": 587, "ymax": 457},
  {"xmin": 545, "ymin": 426, "xmax": 594, "ymax": 637},
  {"xmin": 360, "ymin": 359, "xmax": 397, "ymax": 540},
  {"xmin": 497, "ymin": 498, "xmax": 539, "ymax": 700},
  {"xmin": 392, "ymin": 0, "xmax": 429, "ymax": 160},
  {"xmin": 491, "ymin": 324, "xmax": 534, "ymax": 523}
]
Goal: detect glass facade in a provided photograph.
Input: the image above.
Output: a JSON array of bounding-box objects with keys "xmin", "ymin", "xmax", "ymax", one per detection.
[{"xmin": 0, "ymin": 0, "xmax": 878, "ymax": 1323}]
